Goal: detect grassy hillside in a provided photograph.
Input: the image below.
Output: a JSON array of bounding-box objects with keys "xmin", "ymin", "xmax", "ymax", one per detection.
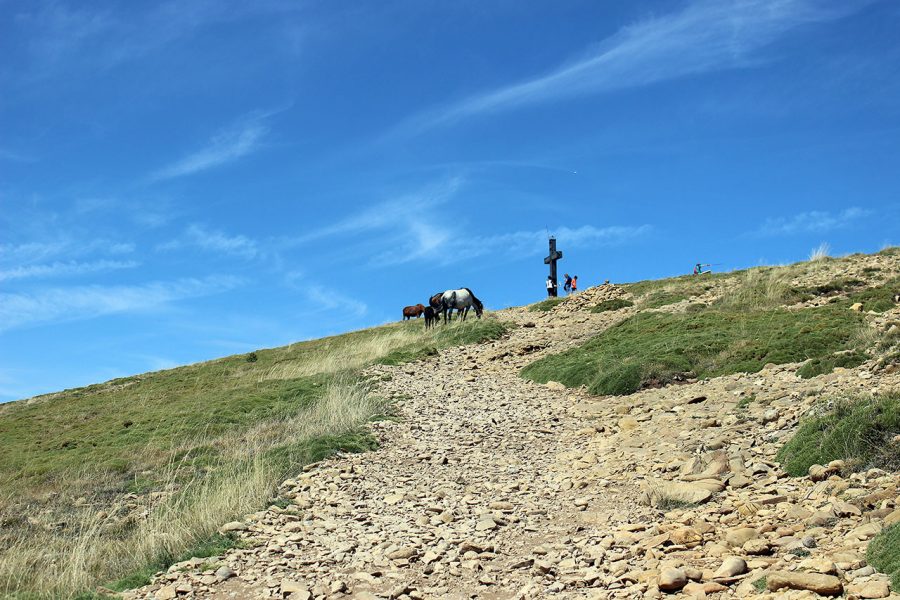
[
  {"xmin": 523, "ymin": 257, "xmax": 899, "ymax": 395},
  {"xmin": 0, "ymin": 317, "xmax": 508, "ymax": 599}
]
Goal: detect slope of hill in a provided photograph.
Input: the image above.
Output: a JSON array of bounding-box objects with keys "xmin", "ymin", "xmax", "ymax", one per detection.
[
  {"xmin": 1, "ymin": 248, "xmax": 899, "ymax": 599},
  {"xmin": 0, "ymin": 319, "xmax": 508, "ymax": 598}
]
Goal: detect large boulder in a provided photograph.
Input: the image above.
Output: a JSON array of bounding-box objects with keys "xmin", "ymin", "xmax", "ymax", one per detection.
[{"xmin": 767, "ymin": 571, "xmax": 843, "ymax": 596}]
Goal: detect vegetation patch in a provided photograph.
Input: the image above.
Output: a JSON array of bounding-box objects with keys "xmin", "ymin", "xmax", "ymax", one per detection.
[
  {"xmin": 624, "ymin": 271, "xmax": 734, "ymax": 299},
  {"xmin": 776, "ymin": 393, "xmax": 900, "ymax": 476},
  {"xmin": 590, "ymin": 298, "xmax": 634, "ymax": 313},
  {"xmin": 846, "ymin": 277, "xmax": 900, "ymax": 313},
  {"xmin": 0, "ymin": 315, "xmax": 510, "ymax": 599},
  {"xmin": 528, "ymin": 297, "xmax": 565, "ymax": 312},
  {"xmin": 868, "ymin": 525, "xmax": 900, "ymax": 590},
  {"xmin": 521, "ymin": 305, "xmax": 863, "ymax": 396},
  {"xmin": 642, "ymin": 290, "xmax": 693, "ymax": 309},
  {"xmin": 107, "ymin": 533, "xmax": 238, "ymax": 592},
  {"xmin": 797, "ymin": 351, "xmax": 867, "ymax": 379},
  {"xmin": 735, "ymin": 395, "xmax": 757, "ymax": 410},
  {"xmin": 796, "ymin": 277, "xmax": 865, "ymax": 298}
]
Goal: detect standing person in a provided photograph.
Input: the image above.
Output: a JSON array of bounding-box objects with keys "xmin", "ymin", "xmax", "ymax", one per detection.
[
  {"xmin": 546, "ymin": 276, "xmax": 556, "ymax": 297},
  {"xmin": 571, "ymin": 275, "xmax": 578, "ymax": 293},
  {"xmin": 563, "ymin": 273, "xmax": 572, "ymax": 294}
]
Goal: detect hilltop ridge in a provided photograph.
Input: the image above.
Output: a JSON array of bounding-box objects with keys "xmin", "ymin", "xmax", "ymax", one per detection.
[{"xmin": 2, "ymin": 248, "xmax": 900, "ymax": 599}]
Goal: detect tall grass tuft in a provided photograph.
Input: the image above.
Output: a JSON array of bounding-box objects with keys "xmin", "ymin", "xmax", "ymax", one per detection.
[
  {"xmin": 809, "ymin": 242, "xmax": 831, "ymax": 262},
  {"xmin": 716, "ymin": 268, "xmax": 798, "ymax": 311}
]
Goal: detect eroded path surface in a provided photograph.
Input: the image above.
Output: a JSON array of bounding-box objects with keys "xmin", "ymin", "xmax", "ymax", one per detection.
[{"xmin": 133, "ymin": 282, "xmax": 900, "ymax": 600}]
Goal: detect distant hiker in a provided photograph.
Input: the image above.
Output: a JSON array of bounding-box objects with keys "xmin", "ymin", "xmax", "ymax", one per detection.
[
  {"xmin": 563, "ymin": 273, "xmax": 572, "ymax": 294},
  {"xmin": 571, "ymin": 275, "xmax": 578, "ymax": 293},
  {"xmin": 546, "ymin": 276, "xmax": 557, "ymax": 297},
  {"xmin": 604, "ymin": 279, "xmax": 610, "ymax": 285},
  {"xmin": 694, "ymin": 263, "xmax": 711, "ymax": 275}
]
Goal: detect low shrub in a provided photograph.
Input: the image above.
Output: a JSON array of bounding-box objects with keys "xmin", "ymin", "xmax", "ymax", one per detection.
[
  {"xmin": 642, "ymin": 290, "xmax": 692, "ymax": 309},
  {"xmin": 797, "ymin": 351, "xmax": 867, "ymax": 378},
  {"xmin": 776, "ymin": 393, "xmax": 900, "ymax": 476},
  {"xmin": 868, "ymin": 525, "xmax": 900, "ymax": 590},
  {"xmin": 529, "ymin": 298, "xmax": 565, "ymax": 312},
  {"xmin": 590, "ymin": 298, "xmax": 633, "ymax": 313}
]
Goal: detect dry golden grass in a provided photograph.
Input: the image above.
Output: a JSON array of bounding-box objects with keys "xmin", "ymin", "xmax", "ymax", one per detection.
[
  {"xmin": 0, "ymin": 379, "xmax": 384, "ymax": 599},
  {"xmin": 716, "ymin": 267, "xmax": 797, "ymax": 311},
  {"xmin": 259, "ymin": 327, "xmax": 423, "ymax": 381}
]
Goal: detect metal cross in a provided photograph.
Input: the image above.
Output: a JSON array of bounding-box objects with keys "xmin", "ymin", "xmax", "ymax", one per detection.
[{"xmin": 543, "ymin": 236, "xmax": 563, "ymax": 296}]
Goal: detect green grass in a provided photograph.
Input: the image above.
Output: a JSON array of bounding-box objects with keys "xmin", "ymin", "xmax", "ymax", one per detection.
[
  {"xmin": 735, "ymin": 395, "xmax": 757, "ymax": 410},
  {"xmin": 776, "ymin": 393, "xmax": 900, "ymax": 476},
  {"xmin": 590, "ymin": 298, "xmax": 634, "ymax": 313},
  {"xmin": 845, "ymin": 276, "xmax": 900, "ymax": 313},
  {"xmin": 0, "ymin": 316, "xmax": 508, "ymax": 599},
  {"xmin": 797, "ymin": 351, "xmax": 867, "ymax": 378},
  {"xmin": 752, "ymin": 577, "xmax": 767, "ymax": 592},
  {"xmin": 528, "ymin": 297, "xmax": 565, "ymax": 312},
  {"xmin": 107, "ymin": 533, "xmax": 239, "ymax": 592},
  {"xmin": 521, "ymin": 305, "xmax": 863, "ymax": 396},
  {"xmin": 623, "ymin": 271, "xmax": 735, "ymax": 298},
  {"xmin": 379, "ymin": 319, "xmax": 508, "ymax": 365},
  {"xmin": 868, "ymin": 525, "xmax": 900, "ymax": 590},
  {"xmin": 642, "ymin": 290, "xmax": 693, "ymax": 308},
  {"xmin": 795, "ymin": 277, "xmax": 865, "ymax": 298}
]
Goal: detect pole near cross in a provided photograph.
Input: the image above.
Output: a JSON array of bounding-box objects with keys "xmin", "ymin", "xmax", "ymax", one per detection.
[{"xmin": 544, "ymin": 236, "xmax": 563, "ymax": 297}]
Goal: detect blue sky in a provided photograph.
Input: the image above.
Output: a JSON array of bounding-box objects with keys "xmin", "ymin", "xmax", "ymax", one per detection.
[{"xmin": 2, "ymin": 0, "xmax": 899, "ymax": 401}]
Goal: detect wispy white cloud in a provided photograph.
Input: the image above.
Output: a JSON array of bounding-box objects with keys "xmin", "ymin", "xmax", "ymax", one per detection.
[
  {"xmin": 0, "ymin": 275, "xmax": 242, "ymax": 332},
  {"xmin": 286, "ymin": 177, "xmax": 462, "ymax": 266},
  {"xmin": 444, "ymin": 224, "xmax": 651, "ymax": 262},
  {"xmin": 305, "ymin": 285, "xmax": 368, "ymax": 318},
  {"xmin": 150, "ymin": 113, "xmax": 271, "ymax": 181},
  {"xmin": 397, "ymin": 0, "xmax": 862, "ymax": 134},
  {"xmin": 0, "ymin": 259, "xmax": 139, "ymax": 282},
  {"xmin": 293, "ymin": 177, "xmax": 463, "ymax": 244},
  {"xmin": 287, "ymin": 177, "xmax": 647, "ymax": 267},
  {"xmin": 754, "ymin": 207, "xmax": 871, "ymax": 236},
  {"xmin": 159, "ymin": 224, "xmax": 260, "ymax": 259},
  {"xmin": 0, "ymin": 238, "xmax": 134, "ymax": 265}
]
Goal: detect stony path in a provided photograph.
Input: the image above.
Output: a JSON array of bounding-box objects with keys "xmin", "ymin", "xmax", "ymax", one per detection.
[{"xmin": 134, "ymin": 281, "xmax": 900, "ymax": 600}]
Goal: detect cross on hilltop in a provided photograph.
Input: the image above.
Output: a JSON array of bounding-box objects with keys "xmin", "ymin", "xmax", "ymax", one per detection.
[{"xmin": 544, "ymin": 237, "xmax": 563, "ymax": 297}]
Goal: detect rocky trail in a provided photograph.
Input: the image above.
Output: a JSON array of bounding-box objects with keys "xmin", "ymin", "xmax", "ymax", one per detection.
[{"xmin": 132, "ymin": 279, "xmax": 900, "ymax": 600}]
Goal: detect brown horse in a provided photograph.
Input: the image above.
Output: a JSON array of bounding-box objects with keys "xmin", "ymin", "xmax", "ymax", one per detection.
[{"xmin": 402, "ymin": 304, "xmax": 426, "ymax": 320}]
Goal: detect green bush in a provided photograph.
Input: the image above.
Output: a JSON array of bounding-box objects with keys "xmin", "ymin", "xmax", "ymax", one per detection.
[
  {"xmin": 642, "ymin": 290, "xmax": 692, "ymax": 308},
  {"xmin": 846, "ymin": 277, "xmax": 900, "ymax": 313},
  {"xmin": 868, "ymin": 525, "xmax": 900, "ymax": 589},
  {"xmin": 529, "ymin": 298, "xmax": 565, "ymax": 312},
  {"xmin": 797, "ymin": 351, "xmax": 867, "ymax": 379},
  {"xmin": 521, "ymin": 305, "xmax": 863, "ymax": 396},
  {"xmin": 776, "ymin": 393, "xmax": 900, "ymax": 476},
  {"xmin": 590, "ymin": 298, "xmax": 634, "ymax": 313}
]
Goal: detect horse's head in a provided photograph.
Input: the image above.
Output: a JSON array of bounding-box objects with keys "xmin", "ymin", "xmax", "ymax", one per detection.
[{"xmin": 474, "ymin": 299, "xmax": 484, "ymax": 318}]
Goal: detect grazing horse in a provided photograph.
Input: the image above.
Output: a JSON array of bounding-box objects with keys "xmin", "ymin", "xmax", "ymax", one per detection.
[
  {"xmin": 423, "ymin": 306, "xmax": 438, "ymax": 329},
  {"xmin": 402, "ymin": 304, "xmax": 426, "ymax": 320},
  {"xmin": 429, "ymin": 292, "xmax": 447, "ymax": 322},
  {"xmin": 439, "ymin": 288, "xmax": 484, "ymax": 323}
]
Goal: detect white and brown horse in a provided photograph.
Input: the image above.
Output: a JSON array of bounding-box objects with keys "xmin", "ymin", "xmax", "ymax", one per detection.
[{"xmin": 438, "ymin": 288, "xmax": 483, "ymax": 323}]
